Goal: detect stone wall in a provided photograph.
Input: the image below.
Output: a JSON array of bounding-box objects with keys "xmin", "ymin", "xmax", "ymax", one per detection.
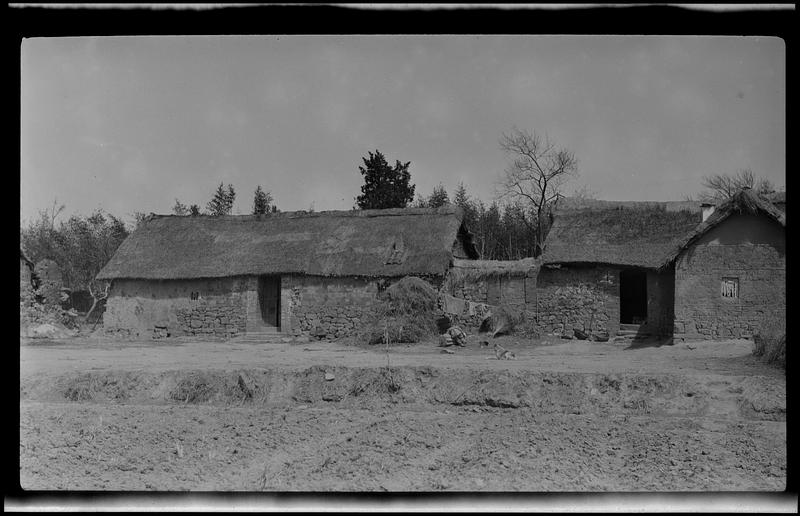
[
  {"xmin": 104, "ymin": 277, "xmax": 250, "ymax": 339},
  {"xmin": 442, "ymin": 274, "xmax": 533, "ymax": 308},
  {"xmin": 533, "ymin": 265, "xmax": 676, "ymax": 337},
  {"xmin": 535, "ymin": 265, "xmax": 620, "ymax": 335},
  {"xmin": 674, "ymin": 214, "xmax": 785, "ymax": 340},
  {"xmin": 281, "ymin": 275, "xmax": 382, "ymax": 339}
]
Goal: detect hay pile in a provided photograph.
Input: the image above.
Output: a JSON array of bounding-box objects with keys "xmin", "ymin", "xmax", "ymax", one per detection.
[{"xmin": 360, "ymin": 276, "xmax": 439, "ymax": 345}]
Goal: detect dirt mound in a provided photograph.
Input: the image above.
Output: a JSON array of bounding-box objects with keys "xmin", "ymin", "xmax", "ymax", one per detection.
[{"xmin": 19, "ymin": 367, "xmax": 784, "ymax": 422}]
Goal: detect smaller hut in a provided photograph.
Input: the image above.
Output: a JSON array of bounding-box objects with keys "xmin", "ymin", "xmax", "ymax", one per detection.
[
  {"xmin": 539, "ymin": 205, "xmax": 701, "ymax": 337},
  {"xmin": 661, "ymin": 189, "xmax": 786, "ymax": 339}
]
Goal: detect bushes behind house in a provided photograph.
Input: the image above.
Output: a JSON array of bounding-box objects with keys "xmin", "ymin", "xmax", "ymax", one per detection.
[
  {"xmin": 359, "ymin": 276, "xmax": 439, "ymax": 345},
  {"xmin": 752, "ymin": 314, "xmax": 786, "ymax": 369}
]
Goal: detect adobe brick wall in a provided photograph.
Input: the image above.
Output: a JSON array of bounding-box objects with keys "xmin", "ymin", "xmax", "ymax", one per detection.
[
  {"xmin": 104, "ymin": 277, "xmax": 249, "ymax": 339},
  {"xmin": 674, "ymin": 245, "xmax": 785, "ymax": 340},
  {"xmin": 674, "ymin": 213, "xmax": 785, "ymax": 340}
]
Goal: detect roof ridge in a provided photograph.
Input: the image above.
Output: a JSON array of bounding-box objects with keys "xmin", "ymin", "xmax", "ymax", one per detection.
[{"xmin": 147, "ymin": 206, "xmax": 460, "ymax": 220}]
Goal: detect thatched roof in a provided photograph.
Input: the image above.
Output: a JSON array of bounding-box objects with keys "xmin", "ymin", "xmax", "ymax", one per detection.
[
  {"xmin": 96, "ymin": 207, "xmax": 477, "ymax": 280},
  {"xmin": 659, "ymin": 188, "xmax": 786, "ymax": 268},
  {"xmin": 450, "ymin": 258, "xmax": 539, "ymax": 280},
  {"xmin": 542, "ymin": 206, "xmax": 702, "ymax": 269},
  {"xmin": 557, "ymin": 197, "xmax": 703, "ymax": 213}
]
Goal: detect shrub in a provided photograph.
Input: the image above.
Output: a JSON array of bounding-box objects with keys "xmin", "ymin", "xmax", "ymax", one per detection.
[{"xmin": 752, "ymin": 315, "xmax": 786, "ymax": 369}]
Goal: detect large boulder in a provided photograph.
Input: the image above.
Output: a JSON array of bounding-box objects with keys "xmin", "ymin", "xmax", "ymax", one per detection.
[{"xmin": 21, "ymin": 322, "xmax": 76, "ymax": 339}]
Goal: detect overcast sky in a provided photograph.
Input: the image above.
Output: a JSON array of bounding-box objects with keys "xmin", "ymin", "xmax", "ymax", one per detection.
[{"xmin": 20, "ymin": 35, "xmax": 785, "ymax": 223}]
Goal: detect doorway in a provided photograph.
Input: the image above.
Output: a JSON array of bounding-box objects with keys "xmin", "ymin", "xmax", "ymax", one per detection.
[
  {"xmin": 257, "ymin": 276, "xmax": 280, "ymax": 327},
  {"xmin": 619, "ymin": 269, "xmax": 647, "ymax": 324}
]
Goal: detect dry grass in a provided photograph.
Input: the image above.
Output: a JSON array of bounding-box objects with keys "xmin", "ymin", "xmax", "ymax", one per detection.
[
  {"xmin": 357, "ymin": 276, "xmax": 439, "ymax": 346},
  {"xmin": 169, "ymin": 372, "xmax": 217, "ymax": 403},
  {"xmin": 752, "ymin": 315, "xmax": 786, "ymax": 369}
]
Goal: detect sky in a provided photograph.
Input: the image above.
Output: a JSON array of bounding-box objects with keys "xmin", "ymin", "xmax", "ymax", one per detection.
[{"xmin": 20, "ymin": 35, "xmax": 785, "ymax": 224}]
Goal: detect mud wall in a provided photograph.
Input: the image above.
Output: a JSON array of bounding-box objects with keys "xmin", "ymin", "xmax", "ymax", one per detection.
[
  {"xmin": 104, "ymin": 277, "xmax": 251, "ymax": 339},
  {"xmin": 674, "ymin": 213, "xmax": 785, "ymax": 340}
]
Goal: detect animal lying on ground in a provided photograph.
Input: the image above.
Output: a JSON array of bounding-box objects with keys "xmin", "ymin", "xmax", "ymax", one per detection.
[{"xmin": 493, "ymin": 342, "xmax": 516, "ymax": 360}]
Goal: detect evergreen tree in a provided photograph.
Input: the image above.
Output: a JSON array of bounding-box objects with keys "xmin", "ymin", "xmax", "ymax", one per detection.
[
  {"xmin": 253, "ymin": 185, "xmax": 274, "ymax": 215},
  {"xmin": 453, "ymin": 182, "xmax": 470, "ymax": 209},
  {"xmin": 355, "ymin": 150, "xmax": 415, "ymax": 209},
  {"xmin": 427, "ymin": 183, "xmax": 450, "ymax": 208},
  {"xmin": 207, "ymin": 183, "xmax": 236, "ymax": 216}
]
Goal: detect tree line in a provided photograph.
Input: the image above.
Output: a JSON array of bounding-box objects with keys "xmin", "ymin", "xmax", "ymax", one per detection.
[{"xmin": 21, "ymin": 126, "xmax": 781, "ymax": 297}]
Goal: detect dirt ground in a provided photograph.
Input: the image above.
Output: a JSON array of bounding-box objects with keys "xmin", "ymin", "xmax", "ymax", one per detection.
[{"xmin": 18, "ymin": 334, "xmax": 786, "ymax": 491}]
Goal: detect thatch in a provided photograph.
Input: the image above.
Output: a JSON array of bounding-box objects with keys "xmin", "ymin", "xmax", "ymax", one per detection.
[
  {"xmin": 449, "ymin": 257, "xmax": 539, "ymax": 282},
  {"xmin": 543, "ymin": 205, "xmax": 701, "ymax": 269},
  {"xmin": 97, "ymin": 207, "xmax": 478, "ymax": 280},
  {"xmin": 659, "ymin": 188, "xmax": 786, "ymax": 269},
  {"xmin": 767, "ymin": 191, "xmax": 786, "ymax": 212},
  {"xmin": 557, "ymin": 197, "xmax": 703, "ymax": 213}
]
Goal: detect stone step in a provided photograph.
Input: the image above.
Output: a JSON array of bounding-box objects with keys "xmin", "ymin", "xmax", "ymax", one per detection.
[
  {"xmin": 232, "ymin": 331, "xmax": 288, "ymax": 343},
  {"xmin": 616, "ymin": 330, "xmax": 651, "ymax": 336},
  {"xmin": 618, "ymin": 323, "xmax": 644, "ymax": 332}
]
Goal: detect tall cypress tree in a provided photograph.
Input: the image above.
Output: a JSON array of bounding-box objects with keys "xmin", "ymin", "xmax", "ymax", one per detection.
[{"xmin": 355, "ymin": 150, "xmax": 415, "ymax": 209}]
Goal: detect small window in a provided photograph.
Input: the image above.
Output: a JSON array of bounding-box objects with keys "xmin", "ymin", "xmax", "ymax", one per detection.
[
  {"xmin": 721, "ymin": 278, "xmax": 739, "ymax": 299},
  {"xmin": 190, "ymin": 291, "xmax": 200, "ymax": 301}
]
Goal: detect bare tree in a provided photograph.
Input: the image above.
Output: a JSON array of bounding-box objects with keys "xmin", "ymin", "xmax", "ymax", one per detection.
[
  {"xmin": 497, "ymin": 127, "xmax": 578, "ymax": 256},
  {"xmin": 699, "ymin": 168, "xmax": 776, "ymax": 202}
]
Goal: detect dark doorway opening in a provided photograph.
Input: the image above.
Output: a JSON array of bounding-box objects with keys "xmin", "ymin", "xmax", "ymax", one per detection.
[
  {"xmin": 620, "ymin": 269, "xmax": 647, "ymax": 324},
  {"xmin": 258, "ymin": 276, "xmax": 280, "ymax": 327}
]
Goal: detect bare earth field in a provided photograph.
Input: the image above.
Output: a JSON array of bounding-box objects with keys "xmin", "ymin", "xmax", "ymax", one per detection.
[{"xmin": 19, "ymin": 335, "xmax": 786, "ymax": 491}]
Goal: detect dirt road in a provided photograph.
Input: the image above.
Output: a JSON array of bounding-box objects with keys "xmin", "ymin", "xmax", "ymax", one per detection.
[{"xmin": 18, "ymin": 335, "xmax": 786, "ymax": 491}]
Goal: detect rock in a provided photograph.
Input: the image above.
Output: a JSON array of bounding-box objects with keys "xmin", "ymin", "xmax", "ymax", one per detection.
[
  {"xmin": 324, "ymin": 372, "xmax": 335, "ymax": 381},
  {"xmin": 23, "ymin": 322, "xmax": 75, "ymax": 339},
  {"xmin": 440, "ymin": 348, "xmax": 455, "ymax": 354},
  {"xmin": 237, "ymin": 373, "xmax": 254, "ymax": 399}
]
